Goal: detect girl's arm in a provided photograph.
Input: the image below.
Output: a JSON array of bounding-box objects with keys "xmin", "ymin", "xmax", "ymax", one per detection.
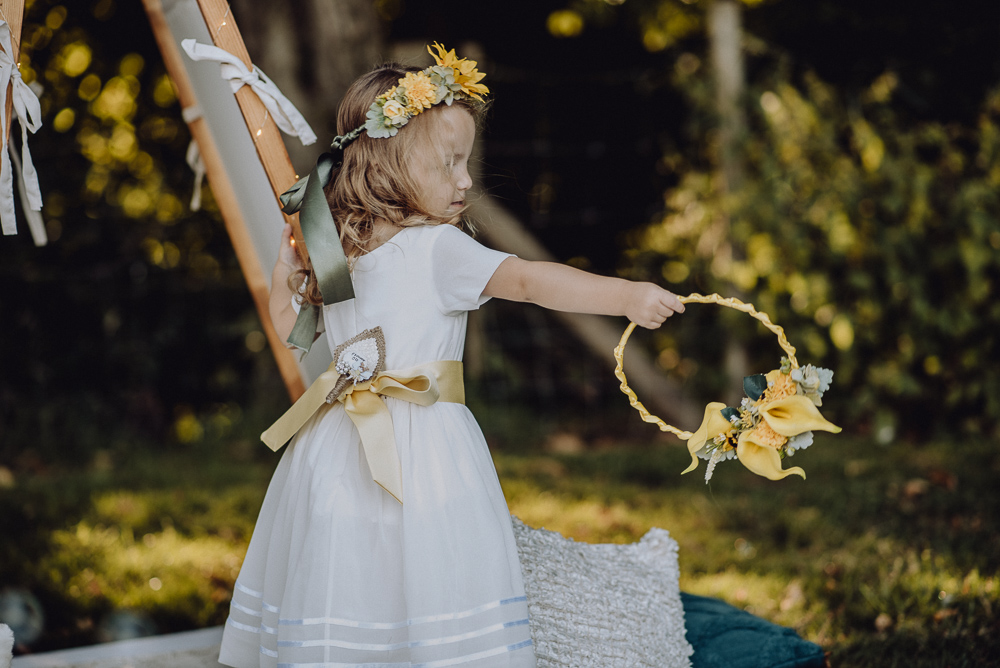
[
  {"xmin": 483, "ymin": 257, "xmax": 684, "ymax": 328},
  {"xmin": 269, "ymin": 223, "xmax": 304, "ymax": 344}
]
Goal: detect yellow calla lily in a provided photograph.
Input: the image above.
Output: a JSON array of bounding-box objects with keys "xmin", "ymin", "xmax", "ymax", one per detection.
[
  {"xmin": 759, "ymin": 395, "xmax": 842, "ymax": 436},
  {"xmin": 682, "ymin": 402, "xmax": 733, "ymax": 474},
  {"xmin": 736, "ymin": 430, "xmax": 806, "ymax": 480}
]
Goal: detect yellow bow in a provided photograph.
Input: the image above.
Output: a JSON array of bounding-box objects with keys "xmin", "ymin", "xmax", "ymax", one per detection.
[{"xmin": 261, "ymin": 360, "xmax": 465, "ymax": 504}]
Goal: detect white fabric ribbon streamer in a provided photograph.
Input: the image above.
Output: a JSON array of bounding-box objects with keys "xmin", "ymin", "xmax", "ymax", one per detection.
[
  {"xmin": 0, "ymin": 20, "xmax": 44, "ymax": 237},
  {"xmin": 185, "ymin": 140, "xmax": 206, "ymax": 211},
  {"xmin": 181, "ymin": 104, "xmax": 205, "ymax": 211},
  {"xmin": 9, "ymin": 143, "xmax": 46, "ymax": 245},
  {"xmin": 181, "ymin": 39, "xmax": 316, "ymax": 146}
]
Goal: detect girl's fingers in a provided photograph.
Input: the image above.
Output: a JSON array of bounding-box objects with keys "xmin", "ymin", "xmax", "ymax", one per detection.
[
  {"xmin": 276, "ymin": 223, "xmax": 303, "ymax": 270},
  {"xmin": 663, "ymin": 292, "xmax": 684, "ymax": 313}
]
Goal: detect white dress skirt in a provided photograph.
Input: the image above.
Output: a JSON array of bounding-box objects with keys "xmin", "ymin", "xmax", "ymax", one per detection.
[{"xmin": 219, "ymin": 225, "xmax": 536, "ymax": 667}]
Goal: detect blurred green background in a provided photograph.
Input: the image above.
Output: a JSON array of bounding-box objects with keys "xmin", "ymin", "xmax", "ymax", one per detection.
[{"xmin": 0, "ymin": 0, "xmax": 998, "ymax": 664}]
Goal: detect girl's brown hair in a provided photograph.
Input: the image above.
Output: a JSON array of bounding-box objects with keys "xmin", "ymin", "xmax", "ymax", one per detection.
[{"xmin": 292, "ymin": 64, "xmax": 484, "ymax": 306}]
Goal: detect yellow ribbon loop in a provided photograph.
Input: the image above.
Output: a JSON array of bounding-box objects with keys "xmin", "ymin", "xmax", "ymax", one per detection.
[{"xmin": 261, "ymin": 360, "xmax": 465, "ymax": 505}]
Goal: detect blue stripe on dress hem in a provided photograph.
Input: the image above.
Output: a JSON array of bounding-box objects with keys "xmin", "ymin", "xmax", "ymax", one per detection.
[
  {"xmin": 277, "ymin": 618, "xmax": 530, "ymax": 651},
  {"xmin": 227, "ymin": 618, "xmax": 261, "ymax": 634},
  {"xmin": 277, "ymin": 596, "xmax": 528, "ymax": 629},
  {"xmin": 231, "ymin": 600, "xmax": 263, "ymax": 618},
  {"xmin": 235, "ymin": 581, "xmax": 264, "ymax": 598},
  {"xmin": 412, "ymin": 638, "xmax": 534, "ymax": 668},
  {"xmin": 272, "ymin": 638, "xmax": 534, "ymax": 667}
]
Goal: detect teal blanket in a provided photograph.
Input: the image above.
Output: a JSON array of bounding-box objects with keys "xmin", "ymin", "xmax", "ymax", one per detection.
[{"xmin": 682, "ymin": 593, "xmax": 826, "ymax": 668}]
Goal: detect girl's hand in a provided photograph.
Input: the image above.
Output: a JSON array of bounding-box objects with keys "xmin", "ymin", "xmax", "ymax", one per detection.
[
  {"xmin": 625, "ymin": 282, "xmax": 685, "ymax": 329},
  {"xmin": 276, "ymin": 223, "xmax": 303, "ymax": 273},
  {"xmin": 269, "ymin": 224, "xmax": 306, "ymax": 342}
]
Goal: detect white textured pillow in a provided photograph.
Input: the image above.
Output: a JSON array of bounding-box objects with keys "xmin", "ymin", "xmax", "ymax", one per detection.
[
  {"xmin": 0, "ymin": 623, "xmax": 12, "ymax": 668},
  {"xmin": 512, "ymin": 517, "xmax": 692, "ymax": 668}
]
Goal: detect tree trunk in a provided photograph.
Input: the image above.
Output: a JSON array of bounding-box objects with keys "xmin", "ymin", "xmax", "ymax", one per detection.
[
  {"xmin": 708, "ymin": 0, "xmax": 750, "ymax": 403},
  {"xmin": 708, "ymin": 0, "xmax": 746, "ymax": 196}
]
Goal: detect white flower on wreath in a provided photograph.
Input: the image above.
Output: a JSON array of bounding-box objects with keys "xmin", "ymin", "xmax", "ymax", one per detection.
[
  {"xmin": 791, "ymin": 364, "xmax": 834, "ymax": 406},
  {"xmin": 364, "ymin": 104, "xmax": 395, "ymax": 138},
  {"xmin": 785, "ymin": 431, "xmax": 814, "ymax": 455}
]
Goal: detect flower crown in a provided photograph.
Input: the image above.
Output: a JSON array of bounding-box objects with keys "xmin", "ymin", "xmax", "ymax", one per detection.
[{"xmin": 346, "ymin": 43, "xmax": 488, "ymax": 144}]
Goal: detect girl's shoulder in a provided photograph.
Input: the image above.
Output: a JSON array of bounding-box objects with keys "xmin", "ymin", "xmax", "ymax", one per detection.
[
  {"xmin": 392, "ymin": 222, "xmax": 470, "ymax": 253},
  {"xmin": 357, "ymin": 223, "xmax": 468, "ymax": 265},
  {"xmin": 413, "ymin": 222, "xmax": 467, "ymax": 241}
]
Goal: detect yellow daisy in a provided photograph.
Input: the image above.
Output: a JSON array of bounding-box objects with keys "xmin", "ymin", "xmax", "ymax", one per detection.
[{"xmin": 399, "ymin": 72, "xmax": 437, "ymax": 113}]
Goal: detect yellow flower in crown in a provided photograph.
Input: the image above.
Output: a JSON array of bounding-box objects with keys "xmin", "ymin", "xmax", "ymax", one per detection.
[
  {"xmin": 428, "ymin": 42, "xmax": 489, "ymax": 100},
  {"xmin": 399, "ymin": 71, "xmax": 439, "ymax": 114}
]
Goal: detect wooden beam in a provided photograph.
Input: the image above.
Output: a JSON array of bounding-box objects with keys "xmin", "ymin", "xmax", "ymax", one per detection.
[
  {"xmin": 1, "ymin": 0, "xmax": 25, "ymax": 147},
  {"xmin": 194, "ymin": 0, "xmax": 313, "ymax": 262},
  {"xmin": 143, "ymin": 0, "xmax": 306, "ymax": 400}
]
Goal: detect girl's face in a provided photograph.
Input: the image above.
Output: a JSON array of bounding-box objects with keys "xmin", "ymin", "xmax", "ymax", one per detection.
[{"xmin": 410, "ymin": 105, "xmax": 476, "ymax": 216}]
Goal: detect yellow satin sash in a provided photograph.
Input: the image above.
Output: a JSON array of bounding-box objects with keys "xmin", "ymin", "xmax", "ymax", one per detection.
[{"xmin": 261, "ymin": 360, "xmax": 465, "ymax": 504}]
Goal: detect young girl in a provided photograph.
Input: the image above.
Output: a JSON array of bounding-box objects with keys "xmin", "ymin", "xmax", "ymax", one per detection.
[{"xmin": 219, "ymin": 46, "xmax": 684, "ymax": 668}]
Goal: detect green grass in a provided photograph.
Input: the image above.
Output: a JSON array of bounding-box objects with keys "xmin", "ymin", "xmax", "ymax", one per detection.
[
  {"xmin": 499, "ymin": 435, "xmax": 1000, "ymax": 666},
  {"xmin": 2, "ymin": 432, "xmax": 999, "ymax": 665}
]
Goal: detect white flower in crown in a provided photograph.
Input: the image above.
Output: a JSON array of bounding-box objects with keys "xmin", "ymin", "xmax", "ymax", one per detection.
[
  {"xmin": 381, "ymin": 98, "xmax": 408, "ymax": 125},
  {"xmin": 336, "ymin": 338, "xmax": 380, "ymax": 384}
]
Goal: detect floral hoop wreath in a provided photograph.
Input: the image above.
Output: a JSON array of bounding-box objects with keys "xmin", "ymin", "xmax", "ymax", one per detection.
[{"xmin": 614, "ymin": 293, "xmax": 842, "ymax": 483}]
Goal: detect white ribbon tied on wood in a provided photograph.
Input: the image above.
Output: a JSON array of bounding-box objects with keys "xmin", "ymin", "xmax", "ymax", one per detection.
[
  {"xmin": 181, "ymin": 39, "xmax": 316, "ymax": 146},
  {"xmin": 0, "ymin": 20, "xmax": 44, "ymax": 239},
  {"xmin": 181, "ymin": 105, "xmax": 205, "ymax": 211}
]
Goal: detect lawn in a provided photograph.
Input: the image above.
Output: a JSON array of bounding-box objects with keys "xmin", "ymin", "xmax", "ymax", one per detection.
[{"xmin": 2, "ymin": 430, "xmax": 998, "ymax": 666}]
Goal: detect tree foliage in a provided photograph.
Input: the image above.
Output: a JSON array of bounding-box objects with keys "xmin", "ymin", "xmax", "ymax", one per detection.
[
  {"xmin": 542, "ymin": 0, "xmax": 1000, "ymax": 437},
  {"xmin": 1, "ymin": 0, "xmax": 277, "ymax": 465},
  {"xmin": 629, "ymin": 50, "xmax": 1000, "ymax": 437}
]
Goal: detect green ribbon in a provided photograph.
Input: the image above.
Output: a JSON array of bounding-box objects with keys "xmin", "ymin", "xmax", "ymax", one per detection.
[{"xmin": 280, "ymin": 152, "xmax": 355, "ymax": 355}]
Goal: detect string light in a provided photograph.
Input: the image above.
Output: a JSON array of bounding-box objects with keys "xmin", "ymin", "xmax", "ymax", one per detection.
[
  {"xmin": 214, "ymin": 4, "xmax": 232, "ymax": 40},
  {"xmin": 252, "ymin": 109, "xmax": 270, "ymax": 143},
  {"xmin": 209, "ymin": 3, "xmax": 272, "ymax": 144}
]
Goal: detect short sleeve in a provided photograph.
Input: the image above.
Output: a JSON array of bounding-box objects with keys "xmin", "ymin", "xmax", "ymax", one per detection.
[{"xmin": 430, "ymin": 225, "xmax": 513, "ymax": 314}]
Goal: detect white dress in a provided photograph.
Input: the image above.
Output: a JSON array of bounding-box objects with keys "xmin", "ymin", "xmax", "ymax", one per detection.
[{"xmin": 219, "ymin": 225, "xmax": 536, "ymax": 668}]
